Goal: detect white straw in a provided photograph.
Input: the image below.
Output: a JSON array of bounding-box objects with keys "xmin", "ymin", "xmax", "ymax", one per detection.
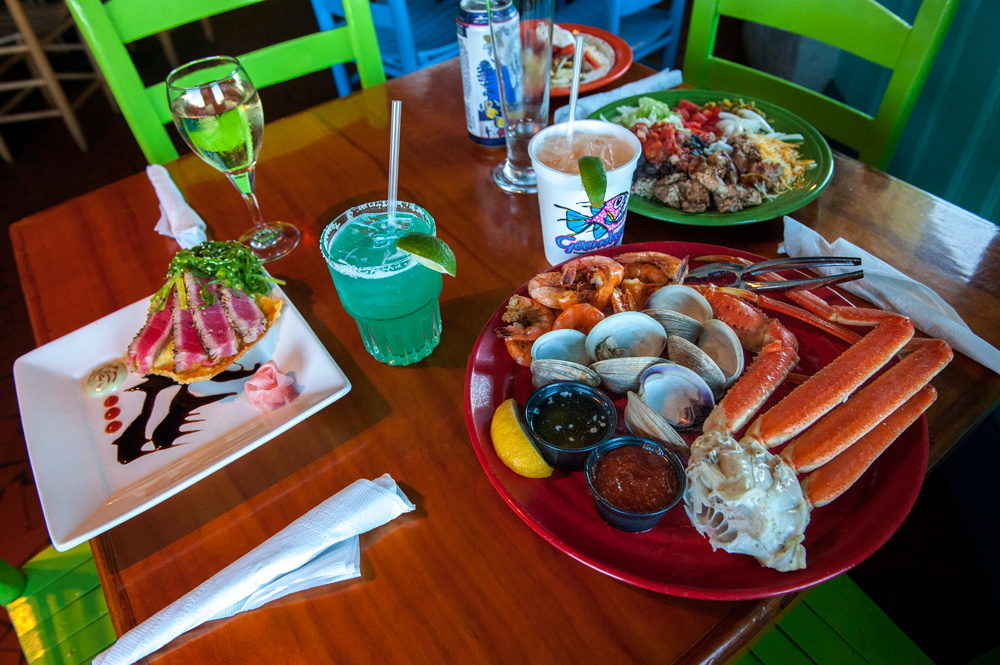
[
  {"xmin": 387, "ymin": 99, "xmax": 402, "ymax": 226},
  {"xmin": 565, "ymin": 32, "xmax": 585, "ymax": 140}
]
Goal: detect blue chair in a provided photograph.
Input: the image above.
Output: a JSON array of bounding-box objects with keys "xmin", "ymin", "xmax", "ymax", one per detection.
[
  {"xmin": 310, "ymin": 0, "xmax": 459, "ymax": 96},
  {"xmin": 555, "ymin": 0, "xmax": 688, "ymax": 68}
]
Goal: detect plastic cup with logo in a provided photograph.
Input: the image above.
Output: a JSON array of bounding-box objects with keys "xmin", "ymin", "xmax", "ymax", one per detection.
[{"xmin": 527, "ymin": 119, "xmax": 641, "ymax": 265}]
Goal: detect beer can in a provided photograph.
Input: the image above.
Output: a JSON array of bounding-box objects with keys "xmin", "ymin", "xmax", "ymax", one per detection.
[{"xmin": 457, "ymin": 0, "xmax": 517, "ymax": 147}]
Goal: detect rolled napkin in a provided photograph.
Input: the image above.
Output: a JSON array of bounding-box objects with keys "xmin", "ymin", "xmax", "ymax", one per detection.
[
  {"xmin": 148, "ymin": 164, "xmax": 208, "ymax": 248},
  {"xmin": 552, "ymin": 68, "xmax": 683, "ymax": 124},
  {"xmin": 780, "ymin": 217, "xmax": 1000, "ymax": 374},
  {"xmin": 92, "ymin": 474, "xmax": 415, "ymax": 665}
]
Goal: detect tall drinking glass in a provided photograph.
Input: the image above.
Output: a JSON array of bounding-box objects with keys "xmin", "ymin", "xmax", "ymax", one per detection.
[
  {"xmin": 488, "ymin": 0, "xmax": 554, "ymax": 194},
  {"xmin": 166, "ymin": 55, "xmax": 300, "ymax": 262},
  {"xmin": 320, "ymin": 201, "xmax": 443, "ymax": 366}
]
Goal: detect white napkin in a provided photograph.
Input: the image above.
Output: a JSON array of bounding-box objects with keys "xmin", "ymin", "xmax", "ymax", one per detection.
[
  {"xmin": 552, "ymin": 68, "xmax": 683, "ymax": 124},
  {"xmin": 148, "ymin": 164, "xmax": 208, "ymax": 248},
  {"xmin": 92, "ymin": 474, "xmax": 415, "ymax": 665},
  {"xmin": 779, "ymin": 217, "xmax": 1000, "ymax": 374}
]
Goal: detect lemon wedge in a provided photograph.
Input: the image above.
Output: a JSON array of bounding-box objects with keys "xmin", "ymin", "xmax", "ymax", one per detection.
[{"xmin": 490, "ymin": 398, "xmax": 553, "ymax": 478}]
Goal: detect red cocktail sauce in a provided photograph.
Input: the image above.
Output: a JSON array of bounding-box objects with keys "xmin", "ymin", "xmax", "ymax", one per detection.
[{"xmin": 593, "ymin": 445, "xmax": 678, "ymax": 513}]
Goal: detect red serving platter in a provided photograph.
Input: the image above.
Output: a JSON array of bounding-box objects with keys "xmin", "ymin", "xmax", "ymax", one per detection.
[
  {"xmin": 463, "ymin": 241, "xmax": 928, "ymax": 600},
  {"xmin": 550, "ymin": 23, "xmax": 633, "ymax": 97}
]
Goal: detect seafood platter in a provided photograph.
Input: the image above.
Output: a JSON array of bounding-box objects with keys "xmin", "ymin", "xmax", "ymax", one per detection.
[
  {"xmin": 590, "ymin": 90, "xmax": 835, "ymax": 227},
  {"xmin": 14, "ymin": 242, "xmax": 351, "ymax": 551},
  {"xmin": 464, "ymin": 241, "xmax": 951, "ymax": 599}
]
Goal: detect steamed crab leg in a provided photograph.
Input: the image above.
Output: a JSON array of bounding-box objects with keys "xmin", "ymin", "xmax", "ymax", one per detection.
[
  {"xmin": 695, "ymin": 286, "xmax": 800, "ymax": 434},
  {"xmin": 779, "ymin": 340, "xmax": 952, "ymax": 471},
  {"xmin": 745, "ymin": 316, "xmax": 916, "ymax": 448},
  {"xmin": 801, "ymin": 386, "xmax": 937, "ymax": 507}
]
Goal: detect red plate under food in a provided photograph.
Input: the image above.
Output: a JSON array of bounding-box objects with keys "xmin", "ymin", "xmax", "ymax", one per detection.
[
  {"xmin": 463, "ymin": 242, "xmax": 928, "ymax": 600},
  {"xmin": 550, "ymin": 23, "xmax": 633, "ymax": 97}
]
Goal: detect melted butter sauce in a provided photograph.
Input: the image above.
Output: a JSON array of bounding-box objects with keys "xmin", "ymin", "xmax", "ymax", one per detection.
[{"xmin": 109, "ymin": 363, "xmax": 259, "ymax": 464}]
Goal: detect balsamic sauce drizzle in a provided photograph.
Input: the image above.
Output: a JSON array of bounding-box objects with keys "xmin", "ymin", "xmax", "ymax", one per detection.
[{"xmin": 110, "ymin": 363, "xmax": 260, "ymax": 464}]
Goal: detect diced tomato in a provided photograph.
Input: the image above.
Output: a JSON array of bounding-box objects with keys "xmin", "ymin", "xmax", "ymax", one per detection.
[
  {"xmin": 691, "ymin": 111, "xmax": 708, "ymax": 124},
  {"xmin": 554, "ymin": 44, "xmax": 575, "ymax": 57},
  {"xmin": 677, "ymin": 99, "xmax": 700, "ymax": 114},
  {"xmin": 583, "ymin": 49, "xmax": 602, "ymax": 69}
]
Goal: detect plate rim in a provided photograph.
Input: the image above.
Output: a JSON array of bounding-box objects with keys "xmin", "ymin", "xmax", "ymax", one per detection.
[
  {"xmin": 587, "ymin": 89, "xmax": 835, "ymax": 227},
  {"xmin": 550, "ymin": 22, "xmax": 633, "ymax": 97},
  {"xmin": 463, "ymin": 242, "xmax": 928, "ymax": 600},
  {"xmin": 13, "ymin": 287, "xmax": 352, "ymax": 551}
]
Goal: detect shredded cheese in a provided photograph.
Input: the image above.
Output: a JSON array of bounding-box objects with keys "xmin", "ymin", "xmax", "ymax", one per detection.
[{"xmin": 750, "ymin": 135, "xmax": 815, "ymax": 191}]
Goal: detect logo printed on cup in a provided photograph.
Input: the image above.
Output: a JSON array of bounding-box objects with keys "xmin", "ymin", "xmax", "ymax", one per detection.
[{"xmin": 554, "ymin": 191, "xmax": 629, "ymax": 255}]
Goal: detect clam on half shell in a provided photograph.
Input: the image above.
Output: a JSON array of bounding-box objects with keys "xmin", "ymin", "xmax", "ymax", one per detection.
[
  {"xmin": 638, "ymin": 363, "xmax": 716, "ymax": 430},
  {"xmin": 667, "ymin": 335, "xmax": 726, "ymax": 397},
  {"xmin": 530, "ymin": 358, "xmax": 600, "ymax": 389},
  {"xmin": 645, "ymin": 285, "xmax": 713, "ymax": 323},
  {"xmin": 530, "ymin": 328, "xmax": 589, "ymax": 366},
  {"xmin": 624, "ymin": 390, "xmax": 690, "ymax": 463},
  {"xmin": 585, "ymin": 311, "xmax": 668, "ymax": 362},
  {"xmin": 590, "ymin": 356, "xmax": 664, "ymax": 394},
  {"xmin": 698, "ymin": 319, "xmax": 744, "ymax": 386}
]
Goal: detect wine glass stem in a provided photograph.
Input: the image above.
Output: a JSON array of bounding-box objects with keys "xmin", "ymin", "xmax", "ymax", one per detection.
[{"xmin": 226, "ymin": 166, "xmax": 266, "ymax": 229}]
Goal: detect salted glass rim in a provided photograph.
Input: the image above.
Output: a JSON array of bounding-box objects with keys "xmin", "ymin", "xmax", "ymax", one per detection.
[{"xmin": 320, "ymin": 200, "xmax": 436, "ymax": 278}]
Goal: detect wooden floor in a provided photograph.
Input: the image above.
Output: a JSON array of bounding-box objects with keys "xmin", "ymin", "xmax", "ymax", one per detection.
[{"xmin": 1, "ymin": 5, "xmax": 997, "ymax": 664}]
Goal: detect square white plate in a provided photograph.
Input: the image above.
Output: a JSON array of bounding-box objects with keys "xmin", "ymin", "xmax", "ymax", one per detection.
[{"xmin": 13, "ymin": 288, "xmax": 351, "ymax": 551}]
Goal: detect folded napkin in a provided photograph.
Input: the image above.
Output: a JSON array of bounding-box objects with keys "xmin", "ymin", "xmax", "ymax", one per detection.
[
  {"xmin": 780, "ymin": 217, "xmax": 1000, "ymax": 374},
  {"xmin": 92, "ymin": 474, "xmax": 415, "ymax": 665},
  {"xmin": 148, "ymin": 164, "xmax": 208, "ymax": 248},
  {"xmin": 552, "ymin": 68, "xmax": 683, "ymax": 124}
]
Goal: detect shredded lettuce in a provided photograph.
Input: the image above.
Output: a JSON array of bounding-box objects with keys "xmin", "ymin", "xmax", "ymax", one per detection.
[{"xmin": 603, "ymin": 96, "xmax": 683, "ymax": 129}]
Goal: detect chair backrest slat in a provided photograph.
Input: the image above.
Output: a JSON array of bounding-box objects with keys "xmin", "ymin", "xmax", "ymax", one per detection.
[
  {"xmin": 684, "ymin": 0, "xmax": 960, "ymax": 169},
  {"xmin": 68, "ymin": 0, "xmax": 385, "ymax": 163}
]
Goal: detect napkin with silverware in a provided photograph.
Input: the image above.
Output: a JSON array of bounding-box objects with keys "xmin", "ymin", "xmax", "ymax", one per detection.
[
  {"xmin": 552, "ymin": 67, "xmax": 683, "ymax": 124},
  {"xmin": 780, "ymin": 217, "xmax": 1000, "ymax": 374},
  {"xmin": 92, "ymin": 474, "xmax": 415, "ymax": 665},
  {"xmin": 148, "ymin": 164, "xmax": 208, "ymax": 248}
]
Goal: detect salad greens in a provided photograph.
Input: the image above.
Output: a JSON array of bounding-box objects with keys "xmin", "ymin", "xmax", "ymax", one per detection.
[
  {"xmin": 603, "ymin": 96, "xmax": 682, "ymax": 129},
  {"xmin": 150, "ymin": 240, "xmax": 283, "ymax": 311}
]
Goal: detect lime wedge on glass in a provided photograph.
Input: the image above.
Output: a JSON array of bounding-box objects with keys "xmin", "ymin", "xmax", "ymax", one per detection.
[
  {"xmin": 578, "ymin": 156, "xmax": 607, "ymax": 208},
  {"xmin": 396, "ymin": 232, "xmax": 457, "ymax": 277}
]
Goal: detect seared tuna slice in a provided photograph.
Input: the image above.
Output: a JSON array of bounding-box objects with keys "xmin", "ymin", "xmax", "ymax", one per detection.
[
  {"xmin": 183, "ymin": 272, "xmax": 239, "ymax": 361},
  {"xmin": 172, "ymin": 298, "xmax": 210, "ymax": 372},
  {"xmin": 220, "ymin": 286, "xmax": 267, "ymax": 345},
  {"xmin": 126, "ymin": 291, "xmax": 176, "ymax": 375}
]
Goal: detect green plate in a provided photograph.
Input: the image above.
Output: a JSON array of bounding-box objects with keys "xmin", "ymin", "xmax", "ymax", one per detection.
[{"xmin": 588, "ymin": 89, "xmax": 834, "ymax": 227}]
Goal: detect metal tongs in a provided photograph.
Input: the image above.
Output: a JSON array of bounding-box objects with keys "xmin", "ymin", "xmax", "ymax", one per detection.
[{"xmin": 685, "ymin": 256, "xmax": 864, "ymax": 293}]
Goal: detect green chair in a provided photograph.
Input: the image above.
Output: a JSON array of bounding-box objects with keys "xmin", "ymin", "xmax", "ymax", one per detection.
[
  {"xmin": 682, "ymin": 0, "xmax": 961, "ymax": 169},
  {"xmin": 735, "ymin": 574, "xmax": 934, "ymax": 665},
  {"xmin": 66, "ymin": 0, "xmax": 386, "ymax": 164},
  {"xmin": 1, "ymin": 544, "xmax": 115, "ymax": 665}
]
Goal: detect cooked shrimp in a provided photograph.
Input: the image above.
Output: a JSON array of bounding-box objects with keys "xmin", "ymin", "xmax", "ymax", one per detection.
[
  {"xmin": 528, "ymin": 255, "xmax": 624, "ymax": 311},
  {"xmin": 615, "ymin": 251, "xmax": 689, "ymax": 308},
  {"xmin": 495, "ymin": 295, "xmax": 555, "ymax": 341},
  {"xmin": 610, "ymin": 288, "xmax": 638, "ymax": 313},
  {"xmin": 552, "ymin": 303, "xmax": 605, "ymax": 333},
  {"xmin": 504, "ymin": 339, "xmax": 534, "ymax": 367}
]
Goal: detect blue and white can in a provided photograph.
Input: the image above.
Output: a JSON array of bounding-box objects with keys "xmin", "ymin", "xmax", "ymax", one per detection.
[{"xmin": 457, "ymin": 0, "xmax": 517, "ymax": 147}]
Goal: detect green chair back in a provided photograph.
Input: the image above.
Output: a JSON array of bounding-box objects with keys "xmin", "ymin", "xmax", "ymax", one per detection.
[
  {"xmin": 2, "ymin": 545, "xmax": 115, "ymax": 665},
  {"xmin": 682, "ymin": 0, "xmax": 960, "ymax": 169},
  {"xmin": 66, "ymin": 0, "xmax": 386, "ymax": 164}
]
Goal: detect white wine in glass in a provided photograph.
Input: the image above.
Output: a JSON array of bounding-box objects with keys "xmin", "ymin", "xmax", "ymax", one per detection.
[{"xmin": 166, "ymin": 55, "xmax": 299, "ymax": 262}]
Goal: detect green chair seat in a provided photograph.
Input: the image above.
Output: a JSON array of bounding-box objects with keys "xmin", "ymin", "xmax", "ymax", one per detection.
[
  {"xmin": 682, "ymin": 0, "xmax": 961, "ymax": 169},
  {"xmin": 735, "ymin": 574, "xmax": 934, "ymax": 665},
  {"xmin": 66, "ymin": 0, "xmax": 386, "ymax": 164},
  {"xmin": 1, "ymin": 544, "xmax": 115, "ymax": 665}
]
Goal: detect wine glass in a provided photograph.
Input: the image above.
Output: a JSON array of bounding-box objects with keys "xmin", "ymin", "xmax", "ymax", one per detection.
[{"xmin": 166, "ymin": 55, "xmax": 300, "ymax": 262}]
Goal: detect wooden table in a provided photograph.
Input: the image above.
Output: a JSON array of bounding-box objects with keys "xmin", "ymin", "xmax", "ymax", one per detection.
[{"xmin": 11, "ymin": 59, "xmax": 1000, "ymax": 664}]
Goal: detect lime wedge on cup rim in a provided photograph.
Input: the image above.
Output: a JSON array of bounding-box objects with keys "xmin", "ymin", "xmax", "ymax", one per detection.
[
  {"xmin": 578, "ymin": 155, "xmax": 607, "ymax": 208},
  {"xmin": 395, "ymin": 232, "xmax": 457, "ymax": 277}
]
